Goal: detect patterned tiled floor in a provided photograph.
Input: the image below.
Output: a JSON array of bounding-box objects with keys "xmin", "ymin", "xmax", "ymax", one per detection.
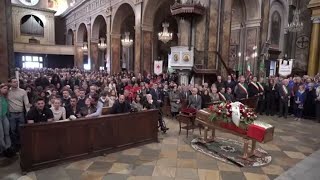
[{"xmin": 1, "ymin": 115, "xmax": 320, "ymax": 180}]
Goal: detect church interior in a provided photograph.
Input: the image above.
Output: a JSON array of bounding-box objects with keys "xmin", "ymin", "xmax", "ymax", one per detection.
[{"xmin": 1, "ymin": 0, "xmax": 320, "ymax": 180}]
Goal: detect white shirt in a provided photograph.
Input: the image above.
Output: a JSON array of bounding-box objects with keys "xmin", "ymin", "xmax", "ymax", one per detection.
[{"xmin": 50, "ymin": 106, "xmax": 66, "ymax": 121}]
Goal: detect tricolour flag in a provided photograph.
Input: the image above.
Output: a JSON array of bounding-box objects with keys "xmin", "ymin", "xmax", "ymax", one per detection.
[
  {"xmin": 154, "ymin": 60, "xmax": 163, "ymax": 75},
  {"xmin": 246, "ymin": 62, "xmax": 251, "ymax": 77}
]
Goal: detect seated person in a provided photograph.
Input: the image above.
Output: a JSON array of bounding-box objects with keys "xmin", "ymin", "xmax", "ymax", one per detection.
[
  {"xmin": 110, "ymin": 95, "xmax": 131, "ymax": 114},
  {"xmin": 86, "ymin": 94, "xmax": 103, "ymax": 118},
  {"xmin": 77, "ymin": 88, "xmax": 86, "ymax": 109},
  {"xmin": 188, "ymin": 88, "xmax": 202, "ymax": 110},
  {"xmin": 225, "ymin": 87, "xmax": 235, "ymax": 102},
  {"xmin": 50, "ymin": 98, "xmax": 66, "ymax": 121},
  {"xmin": 143, "ymin": 94, "xmax": 158, "ymax": 110},
  {"xmin": 79, "ymin": 97, "xmax": 97, "ymax": 117},
  {"xmin": 99, "ymin": 91, "xmax": 109, "ymax": 107},
  {"xmin": 65, "ymin": 96, "xmax": 81, "ymax": 118},
  {"xmin": 144, "ymin": 94, "xmax": 169, "ymax": 133},
  {"xmin": 26, "ymin": 97, "xmax": 54, "ymax": 124},
  {"xmin": 61, "ymin": 89, "xmax": 71, "ymax": 107},
  {"xmin": 131, "ymin": 95, "xmax": 144, "ymax": 112}
]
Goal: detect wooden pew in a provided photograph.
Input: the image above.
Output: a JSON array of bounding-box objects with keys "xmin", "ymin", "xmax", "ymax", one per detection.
[
  {"xmin": 20, "ymin": 110, "xmax": 159, "ymax": 172},
  {"xmin": 102, "ymin": 107, "xmax": 112, "ymax": 115}
]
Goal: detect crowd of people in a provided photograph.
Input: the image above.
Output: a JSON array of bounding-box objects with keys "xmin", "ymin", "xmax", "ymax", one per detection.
[{"xmin": 1, "ymin": 68, "xmax": 320, "ymax": 158}]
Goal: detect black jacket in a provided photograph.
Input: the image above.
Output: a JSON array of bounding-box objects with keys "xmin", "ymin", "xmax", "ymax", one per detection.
[{"xmin": 110, "ymin": 100, "xmax": 131, "ymax": 114}]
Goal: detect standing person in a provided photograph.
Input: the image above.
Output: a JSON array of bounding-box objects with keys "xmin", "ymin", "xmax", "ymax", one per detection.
[
  {"xmin": 209, "ymin": 86, "xmax": 220, "ymax": 102},
  {"xmin": 169, "ymin": 86, "xmax": 181, "ymax": 118},
  {"xmin": 224, "ymin": 75, "xmax": 236, "ymax": 91},
  {"xmin": 188, "ymin": 88, "xmax": 202, "ymax": 110},
  {"xmin": 303, "ymin": 83, "xmax": 317, "ymax": 119},
  {"xmin": 278, "ymin": 79, "xmax": 290, "ymax": 118},
  {"xmin": 315, "ymin": 85, "xmax": 320, "ymax": 123},
  {"xmin": 0, "ymin": 84, "xmax": 13, "ymax": 157},
  {"xmin": 234, "ymin": 76, "xmax": 248, "ymax": 100},
  {"xmin": 265, "ymin": 78, "xmax": 277, "ymax": 116},
  {"xmin": 201, "ymin": 90, "xmax": 211, "ymax": 108},
  {"xmin": 248, "ymin": 77, "xmax": 260, "ymax": 97},
  {"xmin": 7, "ymin": 78, "xmax": 30, "ymax": 152},
  {"xmin": 294, "ymin": 85, "xmax": 306, "ymax": 121},
  {"xmin": 215, "ymin": 76, "xmax": 224, "ymax": 91},
  {"xmin": 256, "ymin": 77, "xmax": 266, "ymax": 115}
]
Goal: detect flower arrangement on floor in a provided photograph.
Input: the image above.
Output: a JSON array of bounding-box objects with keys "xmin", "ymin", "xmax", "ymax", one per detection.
[{"xmin": 208, "ymin": 102, "xmax": 258, "ymax": 131}]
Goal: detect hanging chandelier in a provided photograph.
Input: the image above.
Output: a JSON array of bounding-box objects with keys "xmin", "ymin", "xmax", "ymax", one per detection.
[
  {"xmin": 98, "ymin": 38, "xmax": 107, "ymax": 50},
  {"xmin": 158, "ymin": 22, "xmax": 173, "ymax": 44},
  {"xmin": 121, "ymin": 32, "xmax": 133, "ymax": 47},
  {"xmin": 82, "ymin": 42, "xmax": 88, "ymax": 51},
  {"xmin": 288, "ymin": 10, "xmax": 303, "ymax": 32}
]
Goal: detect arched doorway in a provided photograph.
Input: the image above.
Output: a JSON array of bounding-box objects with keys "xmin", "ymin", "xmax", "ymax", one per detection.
[
  {"xmin": 111, "ymin": 3, "xmax": 135, "ymax": 74},
  {"xmin": 92, "ymin": 15, "xmax": 107, "ymax": 70},
  {"xmin": 66, "ymin": 29, "xmax": 74, "ymax": 45},
  {"xmin": 142, "ymin": 0, "xmax": 178, "ymax": 74},
  {"xmin": 153, "ymin": 0, "xmax": 178, "ymax": 72},
  {"xmin": 77, "ymin": 23, "xmax": 88, "ymax": 69}
]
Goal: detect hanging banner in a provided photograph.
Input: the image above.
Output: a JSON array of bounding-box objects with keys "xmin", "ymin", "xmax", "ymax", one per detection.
[
  {"xmin": 278, "ymin": 59, "xmax": 293, "ymax": 77},
  {"xmin": 154, "ymin": 60, "xmax": 163, "ymax": 75}
]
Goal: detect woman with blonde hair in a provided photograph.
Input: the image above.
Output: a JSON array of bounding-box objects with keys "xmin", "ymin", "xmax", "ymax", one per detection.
[{"xmin": 50, "ymin": 98, "xmax": 66, "ymax": 121}]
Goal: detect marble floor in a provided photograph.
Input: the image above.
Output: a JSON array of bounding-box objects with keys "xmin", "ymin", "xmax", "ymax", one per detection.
[{"xmin": 0, "ymin": 115, "xmax": 320, "ymax": 180}]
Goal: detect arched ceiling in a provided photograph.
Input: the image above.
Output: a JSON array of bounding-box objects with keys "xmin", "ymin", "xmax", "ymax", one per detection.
[
  {"xmin": 142, "ymin": 0, "xmax": 175, "ymax": 28},
  {"xmin": 232, "ymin": 0, "xmax": 261, "ymax": 23},
  {"xmin": 112, "ymin": 3, "xmax": 135, "ymax": 33},
  {"xmin": 77, "ymin": 23, "xmax": 87, "ymax": 43},
  {"xmin": 92, "ymin": 15, "xmax": 107, "ymax": 41}
]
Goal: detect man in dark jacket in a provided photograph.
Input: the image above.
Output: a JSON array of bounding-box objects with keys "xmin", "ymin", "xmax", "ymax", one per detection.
[{"xmin": 110, "ymin": 95, "xmax": 131, "ymax": 114}]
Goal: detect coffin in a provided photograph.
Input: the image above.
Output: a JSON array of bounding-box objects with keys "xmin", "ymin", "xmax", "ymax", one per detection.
[{"xmin": 195, "ymin": 109, "xmax": 274, "ymax": 143}]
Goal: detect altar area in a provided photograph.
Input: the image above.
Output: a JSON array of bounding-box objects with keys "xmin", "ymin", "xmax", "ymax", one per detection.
[{"xmin": 1, "ymin": 114, "xmax": 319, "ymax": 180}]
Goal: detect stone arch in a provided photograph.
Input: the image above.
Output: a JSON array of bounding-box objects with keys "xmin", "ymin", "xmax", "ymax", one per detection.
[
  {"xmin": 92, "ymin": 15, "xmax": 107, "ymax": 41},
  {"xmin": 77, "ymin": 23, "xmax": 87, "ymax": 43},
  {"xmin": 268, "ymin": 0, "xmax": 288, "ymax": 50},
  {"xmin": 243, "ymin": 0, "xmax": 261, "ymax": 20},
  {"xmin": 142, "ymin": 0, "xmax": 174, "ymax": 28},
  {"xmin": 66, "ymin": 29, "xmax": 74, "ymax": 45},
  {"xmin": 111, "ymin": 2, "xmax": 136, "ymax": 34},
  {"xmin": 232, "ymin": 0, "xmax": 246, "ymax": 26},
  {"xmin": 110, "ymin": 2, "xmax": 136, "ymax": 73}
]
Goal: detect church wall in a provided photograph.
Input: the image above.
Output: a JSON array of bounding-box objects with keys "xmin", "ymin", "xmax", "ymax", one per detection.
[{"xmin": 293, "ymin": 0, "xmax": 312, "ymax": 73}]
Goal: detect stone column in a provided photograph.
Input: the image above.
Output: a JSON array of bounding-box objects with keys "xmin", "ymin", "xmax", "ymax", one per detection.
[
  {"xmin": 86, "ymin": 23, "xmax": 91, "ymax": 70},
  {"xmin": 90, "ymin": 40, "xmax": 99, "ymax": 71},
  {"xmin": 106, "ymin": 13, "xmax": 112, "ymax": 74},
  {"xmin": 73, "ymin": 29, "xmax": 78, "ymax": 68},
  {"xmin": 106, "ymin": 32, "xmax": 111, "ymax": 73},
  {"xmin": 74, "ymin": 43, "xmax": 84, "ymax": 69},
  {"xmin": 308, "ymin": 17, "xmax": 320, "ymax": 76},
  {"xmin": 111, "ymin": 34, "xmax": 121, "ymax": 74},
  {"xmin": 134, "ymin": 2, "xmax": 142, "ymax": 75},
  {"xmin": 0, "ymin": 0, "xmax": 14, "ymax": 82},
  {"xmin": 308, "ymin": 0, "xmax": 320, "ymax": 76},
  {"xmin": 142, "ymin": 28, "xmax": 153, "ymax": 74}
]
